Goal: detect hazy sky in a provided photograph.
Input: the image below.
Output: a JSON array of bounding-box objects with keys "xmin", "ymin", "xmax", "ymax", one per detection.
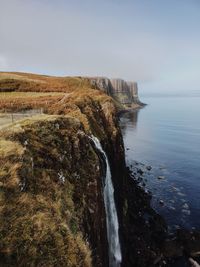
[{"xmin": 0, "ymin": 0, "xmax": 200, "ymax": 93}]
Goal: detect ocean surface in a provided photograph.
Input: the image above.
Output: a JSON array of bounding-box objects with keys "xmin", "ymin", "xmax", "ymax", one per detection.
[{"xmin": 119, "ymin": 96, "xmax": 200, "ymax": 231}]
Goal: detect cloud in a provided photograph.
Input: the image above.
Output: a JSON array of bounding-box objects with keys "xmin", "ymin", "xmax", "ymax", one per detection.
[{"xmin": 0, "ymin": 0, "xmax": 200, "ymax": 92}]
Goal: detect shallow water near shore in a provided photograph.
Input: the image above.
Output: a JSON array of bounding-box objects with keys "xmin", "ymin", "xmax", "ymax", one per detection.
[{"xmin": 119, "ymin": 96, "xmax": 200, "ymax": 231}]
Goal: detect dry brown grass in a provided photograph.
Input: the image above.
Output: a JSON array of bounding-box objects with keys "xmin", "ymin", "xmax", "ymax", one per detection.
[
  {"xmin": 0, "ymin": 139, "xmax": 24, "ymax": 157},
  {"xmin": 0, "ymin": 92, "xmax": 64, "ymax": 112},
  {"xmin": 0, "ymin": 72, "xmax": 117, "ymax": 138},
  {"xmin": 0, "ymin": 72, "xmax": 92, "ymax": 93},
  {"xmin": 0, "ymin": 72, "xmax": 119, "ymax": 266},
  {"xmin": 0, "ymin": 116, "xmax": 95, "ymax": 266}
]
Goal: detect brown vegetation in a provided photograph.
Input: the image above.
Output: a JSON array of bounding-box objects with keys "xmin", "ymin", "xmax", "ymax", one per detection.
[
  {"xmin": 0, "ymin": 117, "xmax": 95, "ymax": 266},
  {"xmin": 0, "ymin": 72, "xmax": 119, "ymax": 266},
  {"xmin": 0, "ymin": 72, "xmax": 118, "ymax": 138},
  {"xmin": 0, "ymin": 92, "xmax": 64, "ymax": 112},
  {"xmin": 0, "ymin": 72, "xmax": 92, "ymax": 93}
]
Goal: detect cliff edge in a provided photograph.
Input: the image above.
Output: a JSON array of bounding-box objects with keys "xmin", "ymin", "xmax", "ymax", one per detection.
[{"xmin": 89, "ymin": 77, "xmax": 144, "ymax": 109}]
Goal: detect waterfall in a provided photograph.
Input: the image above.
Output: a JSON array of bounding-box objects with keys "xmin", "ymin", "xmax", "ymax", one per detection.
[{"xmin": 90, "ymin": 135, "xmax": 122, "ymax": 267}]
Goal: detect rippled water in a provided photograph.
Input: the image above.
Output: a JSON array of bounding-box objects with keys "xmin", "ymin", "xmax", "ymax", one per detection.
[{"xmin": 119, "ymin": 96, "xmax": 200, "ymax": 231}]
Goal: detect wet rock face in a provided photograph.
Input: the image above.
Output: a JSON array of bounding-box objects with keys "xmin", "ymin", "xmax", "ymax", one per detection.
[{"xmin": 89, "ymin": 77, "xmax": 143, "ymax": 108}]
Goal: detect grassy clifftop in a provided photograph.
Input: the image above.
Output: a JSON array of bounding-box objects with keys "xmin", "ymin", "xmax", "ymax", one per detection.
[
  {"xmin": 0, "ymin": 72, "xmax": 119, "ymax": 136},
  {"xmin": 0, "ymin": 72, "xmax": 123, "ymax": 266},
  {"xmin": 0, "ymin": 72, "xmax": 91, "ymax": 93}
]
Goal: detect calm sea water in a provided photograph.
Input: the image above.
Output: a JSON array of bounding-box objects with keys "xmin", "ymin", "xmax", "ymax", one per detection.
[{"xmin": 119, "ymin": 96, "xmax": 200, "ymax": 231}]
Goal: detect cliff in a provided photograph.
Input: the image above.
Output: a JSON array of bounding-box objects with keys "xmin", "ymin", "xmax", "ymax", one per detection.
[
  {"xmin": 0, "ymin": 72, "xmax": 124, "ymax": 267},
  {"xmin": 90, "ymin": 77, "xmax": 144, "ymax": 109},
  {"xmin": 0, "ymin": 72, "xmax": 168, "ymax": 267}
]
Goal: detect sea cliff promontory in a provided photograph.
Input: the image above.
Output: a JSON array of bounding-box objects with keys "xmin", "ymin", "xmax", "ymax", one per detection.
[
  {"xmin": 89, "ymin": 77, "xmax": 144, "ymax": 109},
  {"xmin": 1, "ymin": 72, "xmax": 198, "ymax": 267},
  {"xmin": 0, "ymin": 72, "xmax": 164, "ymax": 267}
]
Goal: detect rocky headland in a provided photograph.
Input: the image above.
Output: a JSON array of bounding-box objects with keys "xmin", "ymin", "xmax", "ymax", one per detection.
[
  {"xmin": 89, "ymin": 77, "xmax": 145, "ymax": 110},
  {"xmin": 0, "ymin": 72, "xmax": 199, "ymax": 267}
]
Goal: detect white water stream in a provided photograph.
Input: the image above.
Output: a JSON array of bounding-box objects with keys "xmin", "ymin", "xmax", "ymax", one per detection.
[{"xmin": 90, "ymin": 135, "xmax": 122, "ymax": 267}]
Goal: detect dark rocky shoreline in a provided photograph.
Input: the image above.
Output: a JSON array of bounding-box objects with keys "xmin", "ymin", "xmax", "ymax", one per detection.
[{"xmin": 123, "ymin": 161, "xmax": 200, "ymax": 267}]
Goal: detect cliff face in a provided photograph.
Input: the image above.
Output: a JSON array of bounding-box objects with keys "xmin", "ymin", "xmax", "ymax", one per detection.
[
  {"xmin": 0, "ymin": 72, "xmax": 166, "ymax": 267},
  {"xmin": 90, "ymin": 77, "xmax": 143, "ymax": 109},
  {"xmin": 0, "ymin": 72, "xmax": 125, "ymax": 267}
]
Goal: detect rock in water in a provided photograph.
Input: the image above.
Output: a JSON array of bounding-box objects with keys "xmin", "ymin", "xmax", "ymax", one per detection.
[
  {"xmin": 158, "ymin": 176, "xmax": 165, "ymax": 180},
  {"xmin": 146, "ymin": 166, "xmax": 152, "ymax": 171},
  {"xmin": 159, "ymin": 200, "xmax": 164, "ymax": 205}
]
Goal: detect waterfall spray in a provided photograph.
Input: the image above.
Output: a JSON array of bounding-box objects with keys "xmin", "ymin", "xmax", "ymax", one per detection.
[{"xmin": 90, "ymin": 135, "xmax": 122, "ymax": 267}]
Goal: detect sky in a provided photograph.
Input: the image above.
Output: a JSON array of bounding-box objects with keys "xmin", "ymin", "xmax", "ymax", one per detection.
[{"xmin": 0, "ymin": 0, "xmax": 200, "ymax": 94}]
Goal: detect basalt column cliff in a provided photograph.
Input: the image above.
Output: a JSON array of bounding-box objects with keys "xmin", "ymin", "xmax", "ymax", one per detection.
[{"xmin": 90, "ymin": 77, "xmax": 144, "ymax": 109}]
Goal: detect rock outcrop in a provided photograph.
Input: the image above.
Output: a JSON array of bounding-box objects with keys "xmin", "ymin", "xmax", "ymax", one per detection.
[{"xmin": 90, "ymin": 77, "xmax": 144, "ymax": 109}]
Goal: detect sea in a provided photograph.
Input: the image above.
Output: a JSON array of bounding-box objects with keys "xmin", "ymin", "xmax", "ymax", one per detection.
[{"xmin": 119, "ymin": 95, "xmax": 200, "ymax": 232}]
